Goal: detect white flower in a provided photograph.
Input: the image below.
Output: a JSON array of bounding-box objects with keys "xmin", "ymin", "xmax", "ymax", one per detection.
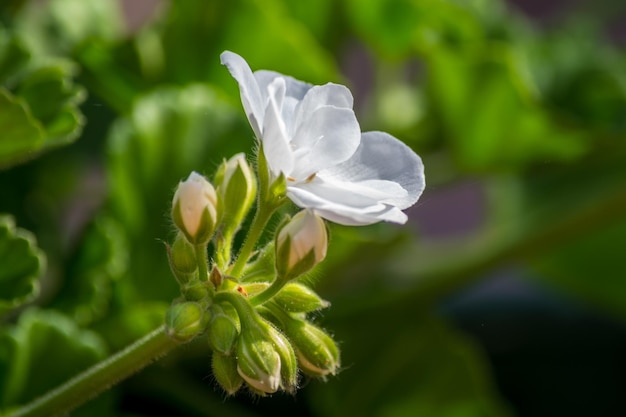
[{"xmin": 221, "ymin": 51, "xmax": 425, "ymax": 225}]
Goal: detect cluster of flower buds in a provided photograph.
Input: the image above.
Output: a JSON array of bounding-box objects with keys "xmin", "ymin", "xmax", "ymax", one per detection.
[{"xmin": 165, "ymin": 155, "xmax": 340, "ymax": 396}]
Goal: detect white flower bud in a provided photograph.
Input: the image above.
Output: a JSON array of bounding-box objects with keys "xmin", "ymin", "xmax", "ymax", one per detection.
[
  {"xmin": 172, "ymin": 172, "xmax": 219, "ymax": 244},
  {"xmin": 275, "ymin": 210, "xmax": 327, "ymax": 280}
]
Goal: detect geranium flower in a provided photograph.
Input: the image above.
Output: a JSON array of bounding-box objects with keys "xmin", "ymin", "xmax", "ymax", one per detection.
[{"xmin": 221, "ymin": 51, "xmax": 425, "ymax": 225}]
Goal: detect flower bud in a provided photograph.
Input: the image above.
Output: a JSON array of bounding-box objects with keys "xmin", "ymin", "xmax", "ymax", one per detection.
[
  {"xmin": 236, "ymin": 324, "xmax": 282, "ymax": 394},
  {"xmin": 275, "ymin": 210, "xmax": 327, "ymax": 280},
  {"xmin": 212, "ymin": 352, "xmax": 243, "ymax": 395},
  {"xmin": 266, "ymin": 322, "xmax": 298, "ymax": 392},
  {"xmin": 172, "ymin": 172, "xmax": 219, "ymax": 244},
  {"xmin": 283, "ymin": 318, "xmax": 340, "ymax": 378},
  {"xmin": 166, "ymin": 233, "xmax": 198, "ymax": 285},
  {"xmin": 208, "ymin": 303, "xmax": 240, "ymax": 355},
  {"xmin": 273, "ymin": 282, "xmax": 330, "ymax": 313},
  {"xmin": 215, "ymin": 153, "xmax": 257, "ymax": 235},
  {"xmin": 165, "ymin": 301, "xmax": 209, "ymax": 342}
]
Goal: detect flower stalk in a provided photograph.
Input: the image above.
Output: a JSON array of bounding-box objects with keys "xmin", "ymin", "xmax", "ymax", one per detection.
[{"xmin": 7, "ymin": 326, "xmax": 181, "ymax": 417}]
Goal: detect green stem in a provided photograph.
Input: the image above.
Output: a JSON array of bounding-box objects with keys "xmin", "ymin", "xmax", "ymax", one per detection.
[
  {"xmin": 195, "ymin": 243, "xmax": 209, "ymax": 281},
  {"xmin": 249, "ymin": 278, "xmax": 287, "ymax": 307},
  {"xmin": 216, "ymin": 232, "xmax": 233, "ymax": 271},
  {"xmin": 228, "ymin": 203, "xmax": 278, "ymax": 279},
  {"xmin": 214, "ymin": 291, "xmax": 261, "ymax": 332},
  {"xmin": 7, "ymin": 325, "xmax": 181, "ymax": 417}
]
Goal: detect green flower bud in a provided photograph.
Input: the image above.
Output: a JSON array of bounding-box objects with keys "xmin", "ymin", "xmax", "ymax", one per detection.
[
  {"xmin": 165, "ymin": 301, "xmax": 209, "ymax": 342},
  {"xmin": 212, "ymin": 352, "xmax": 243, "ymax": 395},
  {"xmin": 293, "ymin": 322, "xmax": 340, "ymax": 378},
  {"xmin": 172, "ymin": 172, "xmax": 219, "ymax": 244},
  {"xmin": 166, "ymin": 233, "xmax": 198, "ymax": 285},
  {"xmin": 273, "ymin": 282, "xmax": 330, "ymax": 313},
  {"xmin": 208, "ymin": 303, "xmax": 240, "ymax": 355},
  {"xmin": 280, "ymin": 315, "xmax": 340, "ymax": 378},
  {"xmin": 275, "ymin": 210, "xmax": 327, "ymax": 280},
  {"xmin": 266, "ymin": 322, "xmax": 298, "ymax": 393},
  {"xmin": 236, "ymin": 324, "xmax": 282, "ymax": 394},
  {"xmin": 215, "ymin": 153, "xmax": 257, "ymax": 235}
]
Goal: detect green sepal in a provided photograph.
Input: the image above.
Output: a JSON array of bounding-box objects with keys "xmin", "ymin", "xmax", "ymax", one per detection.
[
  {"xmin": 257, "ymin": 143, "xmax": 286, "ymax": 208},
  {"xmin": 265, "ymin": 303, "xmax": 339, "ymax": 378},
  {"xmin": 217, "ymin": 153, "xmax": 257, "ymax": 238},
  {"xmin": 273, "ymin": 282, "xmax": 330, "ymax": 313},
  {"xmin": 236, "ymin": 326, "xmax": 281, "ymax": 394},
  {"xmin": 207, "ymin": 302, "xmax": 241, "ymax": 355},
  {"xmin": 166, "ymin": 233, "xmax": 198, "ymax": 285},
  {"xmin": 212, "ymin": 352, "xmax": 244, "ymax": 396},
  {"xmin": 165, "ymin": 301, "xmax": 209, "ymax": 342},
  {"xmin": 266, "ymin": 322, "xmax": 298, "ymax": 393},
  {"xmin": 275, "ymin": 233, "xmax": 319, "ymax": 281}
]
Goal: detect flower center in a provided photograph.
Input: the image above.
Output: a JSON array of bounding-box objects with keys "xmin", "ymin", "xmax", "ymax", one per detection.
[{"xmin": 287, "ymin": 173, "xmax": 317, "ymax": 184}]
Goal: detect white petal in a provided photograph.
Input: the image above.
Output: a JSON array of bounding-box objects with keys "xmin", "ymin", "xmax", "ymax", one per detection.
[
  {"xmin": 292, "ymin": 83, "xmax": 354, "ymax": 135},
  {"xmin": 321, "ymin": 131, "xmax": 425, "ymax": 209},
  {"xmin": 290, "ymin": 106, "xmax": 361, "ymax": 180},
  {"xmin": 287, "ymin": 178, "xmax": 408, "ymax": 225},
  {"xmin": 255, "ymin": 70, "xmax": 312, "ymax": 133},
  {"xmin": 262, "ymin": 78, "xmax": 294, "ymax": 176},
  {"xmin": 254, "ymin": 70, "xmax": 312, "ymax": 101},
  {"xmin": 220, "ymin": 51, "xmax": 265, "ymax": 139}
]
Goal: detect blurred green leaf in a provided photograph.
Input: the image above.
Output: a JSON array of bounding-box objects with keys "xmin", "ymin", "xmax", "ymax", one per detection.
[
  {"xmin": 106, "ymin": 84, "xmax": 249, "ymax": 302},
  {"xmin": 50, "ymin": 217, "xmax": 128, "ymax": 326},
  {"xmin": 309, "ymin": 313, "xmax": 512, "ymax": 417},
  {"xmin": 1, "ymin": 25, "xmax": 85, "ymax": 168},
  {"xmin": 533, "ymin": 217, "xmax": 626, "ymax": 319},
  {"xmin": 0, "ymin": 215, "xmax": 43, "ymax": 316},
  {"xmin": 94, "ymin": 302, "xmax": 169, "ymax": 352},
  {"xmin": 0, "ymin": 88, "xmax": 45, "ymax": 168},
  {"xmin": 0, "ymin": 26, "xmax": 29, "ymax": 83},
  {"xmin": 345, "ymin": 0, "xmax": 484, "ymax": 58},
  {"xmin": 426, "ymin": 46, "xmax": 589, "ymax": 171},
  {"xmin": 15, "ymin": 0, "xmax": 123, "ymax": 56},
  {"xmin": 523, "ymin": 150, "xmax": 626, "ymax": 318},
  {"xmin": 523, "ymin": 23, "xmax": 626, "ymax": 134},
  {"xmin": 0, "ymin": 309, "xmax": 110, "ymax": 416},
  {"xmin": 16, "ymin": 61, "xmax": 86, "ymax": 143}
]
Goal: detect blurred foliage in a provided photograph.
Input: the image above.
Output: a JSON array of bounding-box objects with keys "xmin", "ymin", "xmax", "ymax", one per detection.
[
  {"xmin": 0, "ymin": 216, "xmax": 43, "ymax": 315},
  {"xmin": 0, "ymin": 0, "xmax": 625, "ymax": 416}
]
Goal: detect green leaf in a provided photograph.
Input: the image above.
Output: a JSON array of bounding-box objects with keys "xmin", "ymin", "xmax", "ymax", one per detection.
[
  {"xmin": 49, "ymin": 217, "xmax": 128, "ymax": 326},
  {"xmin": 0, "ymin": 26, "xmax": 86, "ymax": 168},
  {"xmin": 345, "ymin": 0, "xmax": 483, "ymax": 58},
  {"xmin": 15, "ymin": 0, "xmax": 123, "ymax": 56},
  {"xmin": 0, "ymin": 26, "xmax": 30, "ymax": 84},
  {"xmin": 533, "ymin": 217, "xmax": 626, "ymax": 319},
  {"xmin": 15, "ymin": 62, "xmax": 85, "ymax": 143},
  {"xmin": 308, "ymin": 313, "xmax": 512, "ymax": 417},
  {"xmin": 426, "ymin": 46, "xmax": 589, "ymax": 171},
  {"xmin": 525, "ymin": 151, "xmax": 626, "ymax": 319},
  {"xmin": 0, "ymin": 88, "xmax": 45, "ymax": 168},
  {"xmin": 0, "ymin": 309, "xmax": 108, "ymax": 414},
  {"xmin": 0, "ymin": 215, "xmax": 43, "ymax": 316}
]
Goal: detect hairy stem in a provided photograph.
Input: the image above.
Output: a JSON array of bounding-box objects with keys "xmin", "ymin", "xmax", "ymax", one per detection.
[{"xmin": 7, "ymin": 326, "xmax": 181, "ymax": 417}]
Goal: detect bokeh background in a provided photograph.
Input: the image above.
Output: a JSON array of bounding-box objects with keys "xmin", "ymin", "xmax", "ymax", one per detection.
[{"xmin": 1, "ymin": 0, "xmax": 626, "ymax": 416}]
